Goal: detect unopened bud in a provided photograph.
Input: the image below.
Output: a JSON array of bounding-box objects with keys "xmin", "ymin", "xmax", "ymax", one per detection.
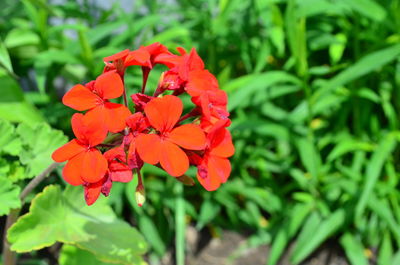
[{"xmin": 135, "ymin": 182, "xmax": 146, "ymax": 207}]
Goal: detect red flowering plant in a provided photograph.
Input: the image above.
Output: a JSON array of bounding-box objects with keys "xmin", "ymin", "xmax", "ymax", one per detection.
[{"xmin": 52, "ymin": 42, "xmax": 234, "ymax": 206}]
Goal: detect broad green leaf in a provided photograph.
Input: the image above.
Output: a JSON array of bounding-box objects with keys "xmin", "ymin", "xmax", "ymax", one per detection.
[
  {"xmin": 0, "ymin": 119, "xmax": 21, "ymax": 156},
  {"xmin": 59, "ymin": 245, "xmax": 115, "ymax": 265},
  {"xmin": 8, "ymin": 185, "xmax": 148, "ymax": 264},
  {"xmin": 17, "ymin": 122, "xmax": 67, "ymax": 178},
  {"xmin": 4, "ymin": 28, "xmax": 40, "ymax": 48},
  {"xmin": 291, "ymin": 209, "xmax": 346, "ymax": 264},
  {"xmin": 0, "ymin": 176, "xmax": 21, "ymax": 216},
  {"xmin": 341, "ymin": 0, "xmax": 387, "ymax": 21},
  {"xmin": 0, "ymin": 38, "xmax": 13, "ymax": 72},
  {"xmin": 356, "ymin": 134, "xmax": 397, "ymax": 221},
  {"xmin": 340, "ymin": 233, "xmax": 368, "ymax": 265}
]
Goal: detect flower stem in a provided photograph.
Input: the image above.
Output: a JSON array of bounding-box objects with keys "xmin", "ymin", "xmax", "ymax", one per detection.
[
  {"xmin": 175, "ymin": 182, "xmax": 185, "ymax": 265},
  {"xmin": 121, "ymin": 73, "xmax": 128, "ymax": 107},
  {"xmin": 178, "ymin": 108, "xmax": 200, "ymax": 124},
  {"xmin": 2, "ymin": 162, "xmax": 59, "ymax": 265},
  {"xmin": 141, "ymin": 67, "xmax": 150, "ymax": 94}
]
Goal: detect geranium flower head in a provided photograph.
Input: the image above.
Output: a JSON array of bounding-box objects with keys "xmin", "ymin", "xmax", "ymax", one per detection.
[{"xmin": 136, "ymin": 95, "xmax": 206, "ymax": 176}]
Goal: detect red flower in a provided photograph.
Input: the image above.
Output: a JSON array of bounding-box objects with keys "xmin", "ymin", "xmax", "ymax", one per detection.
[
  {"xmin": 195, "ymin": 120, "xmax": 235, "ymax": 191},
  {"xmin": 156, "ymin": 48, "xmax": 205, "ymax": 95},
  {"xmin": 187, "ymin": 69, "xmax": 228, "ymax": 121},
  {"xmin": 62, "ymin": 70, "xmax": 130, "ymax": 133},
  {"xmin": 125, "ymin": 112, "xmax": 150, "ymax": 169},
  {"xmin": 84, "ymin": 176, "xmax": 108, "ymax": 206},
  {"xmin": 83, "ymin": 146, "xmax": 133, "ymax": 206},
  {"xmin": 52, "ymin": 113, "xmax": 108, "ymax": 186},
  {"xmin": 136, "ymin": 95, "xmax": 206, "ymax": 176},
  {"xmin": 104, "ymin": 146, "xmax": 132, "ymax": 183}
]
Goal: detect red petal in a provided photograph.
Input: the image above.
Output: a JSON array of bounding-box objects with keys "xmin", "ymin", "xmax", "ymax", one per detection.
[
  {"xmin": 210, "ymin": 129, "xmax": 235, "ymax": 158},
  {"xmin": 72, "ymin": 112, "xmax": 107, "ymax": 146},
  {"xmin": 84, "ymin": 179, "xmax": 104, "ymax": 206},
  {"xmin": 80, "ymin": 149, "xmax": 108, "ymax": 183},
  {"xmin": 126, "ymin": 112, "xmax": 149, "ymax": 132},
  {"xmin": 103, "ymin": 49, "xmax": 129, "ymax": 62},
  {"xmin": 159, "ymin": 141, "xmax": 189, "ymax": 177},
  {"xmin": 52, "ymin": 139, "xmax": 85, "ymax": 162},
  {"xmin": 197, "ymin": 156, "xmax": 231, "ymax": 191},
  {"xmin": 144, "ymin": 95, "xmax": 182, "ymax": 132},
  {"xmin": 136, "ymin": 134, "xmax": 161, "ymax": 165},
  {"xmin": 104, "ymin": 147, "xmax": 134, "ymax": 182},
  {"xmin": 125, "ymin": 49, "xmax": 151, "ymax": 67},
  {"xmin": 62, "ymin": 84, "xmax": 99, "ymax": 111},
  {"xmin": 186, "ymin": 70, "xmax": 218, "ymax": 97},
  {"xmin": 62, "ymin": 153, "xmax": 85, "ymax": 186},
  {"xmin": 127, "ymin": 138, "xmax": 143, "ymax": 169},
  {"xmin": 94, "ymin": 70, "xmax": 124, "ymax": 99},
  {"xmin": 103, "ymin": 102, "xmax": 131, "ymax": 133},
  {"xmin": 110, "ymin": 165, "xmax": 132, "ymax": 182},
  {"xmin": 168, "ymin": 124, "xmax": 206, "ymax": 150}
]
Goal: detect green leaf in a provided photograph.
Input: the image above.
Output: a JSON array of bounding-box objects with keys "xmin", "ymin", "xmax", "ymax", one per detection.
[
  {"xmin": 316, "ymin": 44, "xmax": 400, "ymax": 99},
  {"xmin": 268, "ymin": 203, "xmax": 312, "ymax": 265},
  {"xmin": 8, "ymin": 185, "xmax": 147, "ymax": 264},
  {"xmin": 291, "ymin": 209, "xmax": 346, "ymax": 264},
  {"xmin": 196, "ymin": 198, "xmax": 221, "ymax": 229},
  {"xmin": 0, "ymin": 69, "xmax": 44, "ymax": 125},
  {"xmin": 17, "ymin": 122, "xmax": 67, "ymax": 178},
  {"xmin": 0, "ymin": 119, "xmax": 21, "ymax": 156},
  {"xmin": 0, "ymin": 176, "xmax": 21, "ymax": 216},
  {"xmin": 340, "ymin": 233, "xmax": 368, "ymax": 265},
  {"xmin": 342, "ymin": 0, "xmax": 387, "ymax": 22},
  {"xmin": 368, "ymin": 195, "xmax": 400, "ymax": 244},
  {"xmin": 4, "ymin": 28, "xmax": 40, "ymax": 48},
  {"xmin": 378, "ymin": 232, "xmax": 393, "ymax": 265},
  {"xmin": 138, "ymin": 215, "xmax": 166, "ymax": 256},
  {"xmin": 0, "ymin": 38, "xmax": 13, "ymax": 73},
  {"xmin": 327, "ymin": 138, "xmax": 373, "ymax": 162},
  {"xmin": 356, "ymin": 134, "xmax": 397, "ymax": 221},
  {"xmin": 295, "ymin": 138, "xmax": 321, "ymax": 179},
  {"xmin": 226, "ymin": 71, "xmax": 301, "ymax": 110},
  {"xmin": 59, "ymin": 245, "xmax": 115, "ymax": 265}
]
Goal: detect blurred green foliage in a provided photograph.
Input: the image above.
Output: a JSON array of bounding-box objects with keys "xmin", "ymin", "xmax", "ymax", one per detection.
[{"xmin": 1, "ymin": 0, "xmax": 400, "ymax": 264}]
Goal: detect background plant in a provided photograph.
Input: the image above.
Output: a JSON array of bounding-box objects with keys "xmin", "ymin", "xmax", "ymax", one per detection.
[{"xmin": 1, "ymin": 0, "xmax": 400, "ymax": 264}]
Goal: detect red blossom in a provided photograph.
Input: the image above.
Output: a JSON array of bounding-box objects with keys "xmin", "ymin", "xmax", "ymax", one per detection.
[
  {"xmin": 62, "ymin": 70, "xmax": 130, "ymax": 133},
  {"xmin": 136, "ymin": 95, "xmax": 206, "ymax": 176},
  {"xmin": 53, "ymin": 42, "xmax": 234, "ymax": 205},
  {"xmin": 52, "ymin": 113, "xmax": 108, "ymax": 185}
]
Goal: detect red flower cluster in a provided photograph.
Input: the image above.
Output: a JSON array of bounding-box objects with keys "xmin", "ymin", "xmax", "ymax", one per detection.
[{"xmin": 52, "ymin": 43, "xmax": 234, "ymax": 205}]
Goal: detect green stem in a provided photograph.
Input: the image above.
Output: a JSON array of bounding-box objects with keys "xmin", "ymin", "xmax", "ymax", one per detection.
[{"xmin": 175, "ymin": 183, "xmax": 185, "ymax": 265}]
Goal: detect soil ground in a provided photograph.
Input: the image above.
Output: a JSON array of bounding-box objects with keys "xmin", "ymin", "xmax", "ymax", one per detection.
[{"xmin": 158, "ymin": 226, "xmax": 352, "ymax": 265}]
